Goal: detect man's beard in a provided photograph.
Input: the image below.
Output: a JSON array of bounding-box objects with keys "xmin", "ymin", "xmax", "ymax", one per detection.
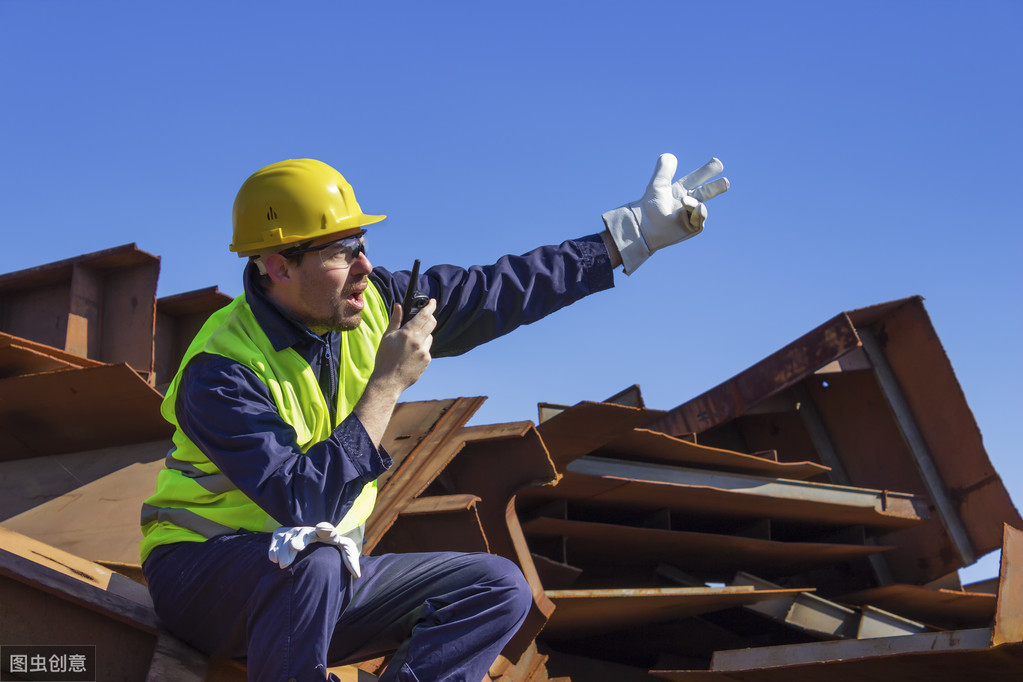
[{"xmin": 301, "ymin": 283, "xmax": 365, "ymax": 335}]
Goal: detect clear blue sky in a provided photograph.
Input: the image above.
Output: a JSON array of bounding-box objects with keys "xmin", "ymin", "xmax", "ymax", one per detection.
[{"xmin": 2, "ymin": 2, "xmax": 1020, "ymax": 582}]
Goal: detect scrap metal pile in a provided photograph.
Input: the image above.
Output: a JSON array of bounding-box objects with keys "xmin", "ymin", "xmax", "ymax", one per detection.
[{"xmin": 1, "ymin": 244, "xmax": 1021, "ymax": 681}]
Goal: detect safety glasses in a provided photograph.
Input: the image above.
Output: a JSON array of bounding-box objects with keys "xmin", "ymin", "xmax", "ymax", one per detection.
[{"xmin": 281, "ymin": 232, "xmax": 367, "ymax": 270}]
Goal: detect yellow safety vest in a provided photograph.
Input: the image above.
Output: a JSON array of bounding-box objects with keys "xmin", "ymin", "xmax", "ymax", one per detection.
[{"xmin": 140, "ymin": 282, "xmax": 390, "ymax": 564}]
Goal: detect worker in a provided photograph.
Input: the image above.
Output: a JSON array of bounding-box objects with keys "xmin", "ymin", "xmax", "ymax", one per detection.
[{"xmin": 139, "ymin": 154, "xmax": 728, "ymax": 682}]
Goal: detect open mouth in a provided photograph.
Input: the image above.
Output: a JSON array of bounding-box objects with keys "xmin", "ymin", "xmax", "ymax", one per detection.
[{"xmin": 345, "ymin": 288, "xmax": 366, "ymax": 310}]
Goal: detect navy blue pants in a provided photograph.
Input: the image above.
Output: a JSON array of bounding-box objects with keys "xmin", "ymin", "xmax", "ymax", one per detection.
[{"xmin": 143, "ymin": 533, "xmax": 532, "ymax": 681}]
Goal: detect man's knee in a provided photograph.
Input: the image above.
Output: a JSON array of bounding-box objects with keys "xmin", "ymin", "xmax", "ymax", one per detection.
[{"xmin": 470, "ymin": 553, "xmax": 533, "ymax": 622}]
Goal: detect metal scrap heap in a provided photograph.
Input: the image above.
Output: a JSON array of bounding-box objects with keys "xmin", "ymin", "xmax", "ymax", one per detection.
[{"xmin": 1, "ymin": 244, "xmax": 1020, "ymax": 681}]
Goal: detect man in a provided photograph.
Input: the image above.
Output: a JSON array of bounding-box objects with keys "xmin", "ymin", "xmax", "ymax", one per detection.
[{"xmin": 140, "ymin": 154, "xmax": 728, "ymax": 682}]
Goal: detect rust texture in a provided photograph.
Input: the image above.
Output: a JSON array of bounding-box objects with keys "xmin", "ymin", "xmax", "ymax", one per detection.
[{"xmin": 0, "ymin": 250, "xmax": 1019, "ymax": 681}]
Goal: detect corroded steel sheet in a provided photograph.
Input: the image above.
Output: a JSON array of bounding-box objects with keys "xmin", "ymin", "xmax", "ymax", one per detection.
[
  {"xmin": 0, "ymin": 364, "xmax": 172, "ymax": 460},
  {"xmin": 0, "ymin": 439, "xmax": 170, "ymax": 520},
  {"xmin": 0, "ymin": 331, "xmax": 103, "ymax": 378},
  {"xmin": 2, "ymin": 459, "xmax": 166, "ymax": 564}
]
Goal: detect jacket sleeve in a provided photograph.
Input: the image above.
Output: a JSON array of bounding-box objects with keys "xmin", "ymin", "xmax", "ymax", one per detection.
[
  {"xmin": 175, "ymin": 353, "xmax": 391, "ymax": 528},
  {"xmin": 370, "ymin": 234, "xmax": 615, "ymax": 357}
]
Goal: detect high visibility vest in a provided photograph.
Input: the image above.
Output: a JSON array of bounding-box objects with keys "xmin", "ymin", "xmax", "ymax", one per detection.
[{"xmin": 140, "ymin": 283, "xmax": 390, "ymax": 564}]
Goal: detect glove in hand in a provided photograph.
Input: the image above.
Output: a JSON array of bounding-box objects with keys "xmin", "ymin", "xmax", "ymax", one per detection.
[
  {"xmin": 603, "ymin": 153, "xmax": 729, "ymax": 274},
  {"xmin": 268, "ymin": 521, "xmax": 362, "ymax": 577}
]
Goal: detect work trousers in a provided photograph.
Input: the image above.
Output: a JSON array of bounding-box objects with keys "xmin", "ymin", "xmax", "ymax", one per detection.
[{"xmin": 143, "ymin": 532, "xmax": 533, "ymax": 681}]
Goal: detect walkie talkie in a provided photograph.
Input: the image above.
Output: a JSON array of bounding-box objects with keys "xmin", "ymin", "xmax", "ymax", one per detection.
[{"xmin": 400, "ymin": 259, "xmax": 429, "ymax": 325}]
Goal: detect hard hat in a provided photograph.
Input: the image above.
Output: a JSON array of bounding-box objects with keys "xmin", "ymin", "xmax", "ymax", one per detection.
[{"xmin": 230, "ymin": 158, "xmax": 386, "ymax": 256}]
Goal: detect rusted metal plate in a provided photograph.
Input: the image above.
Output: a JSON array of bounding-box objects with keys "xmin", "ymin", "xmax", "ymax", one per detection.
[
  {"xmin": 0, "ymin": 331, "xmax": 103, "ymax": 378},
  {"xmin": 0, "ymin": 364, "xmax": 172, "ymax": 461},
  {"xmin": 649, "ymin": 312, "xmax": 862, "ymax": 436},
  {"xmin": 522, "ymin": 516, "xmax": 890, "ymax": 580},
  {"xmin": 0, "ymin": 439, "xmax": 170, "ymax": 523},
  {"xmin": 0, "ymin": 243, "xmax": 161, "ymax": 375},
  {"xmin": 2, "ymin": 459, "xmax": 165, "ymax": 564},
  {"xmin": 840, "ymin": 584, "xmax": 997, "ymax": 630},
  {"xmin": 595, "ymin": 428, "xmax": 830, "ymax": 481},
  {"xmin": 536, "ymin": 401, "xmax": 664, "ymax": 470},
  {"xmin": 542, "ymin": 586, "xmax": 806, "ymax": 639}
]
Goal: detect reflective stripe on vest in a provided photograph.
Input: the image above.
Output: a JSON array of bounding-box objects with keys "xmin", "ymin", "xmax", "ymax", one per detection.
[{"xmin": 140, "ymin": 282, "xmax": 390, "ymax": 564}]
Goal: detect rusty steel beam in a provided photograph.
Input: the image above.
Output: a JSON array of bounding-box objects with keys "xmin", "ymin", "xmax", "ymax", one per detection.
[
  {"xmin": 542, "ymin": 585, "xmax": 808, "ymax": 640},
  {"xmin": 536, "ymin": 401, "xmax": 664, "ymax": 470},
  {"xmin": 732, "ymin": 572, "xmax": 927, "ymax": 641},
  {"xmin": 521, "ymin": 515, "xmax": 891, "ymax": 580},
  {"xmin": 847, "ymin": 299, "xmax": 1021, "ymax": 565},
  {"xmin": 859, "ymin": 327, "xmax": 976, "ymax": 566},
  {"xmin": 595, "ymin": 428, "xmax": 830, "ymax": 481},
  {"xmin": 651, "ymin": 524, "xmax": 1023, "ymax": 680},
  {"xmin": 426, "ymin": 422, "xmax": 559, "ymax": 661},
  {"xmin": 559, "ymin": 457, "xmax": 930, "ymax": 530},
  {"xmin": 840, "ymin": 584, "xmax": 997, "ymax": 630},
  {"xmin": 649, "ymin": 312, "xmax": 862, "ymax": 436},
  {"xmin": 364, "ymin": 397, "xmax": 486, "ymax": 552},
  {"xmin": 371, "ymin": 494, "xmax": 490, "ymax": 555},
  {"xmin": 649, "ymin": 297, "xmax": 1021, "ymax": 586},
  {"xmin": 0, "ymin": 243, "xmax": 161, "ymax": 376},
  {"xmin": 710, "ymin": 627, "xmax": 996, "ymax": 672}
]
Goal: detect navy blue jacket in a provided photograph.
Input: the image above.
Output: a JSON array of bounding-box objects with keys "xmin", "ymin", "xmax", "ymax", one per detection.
[{"xmin": 175, "ymin": 235, "xmax": 614, "ymax": 528}]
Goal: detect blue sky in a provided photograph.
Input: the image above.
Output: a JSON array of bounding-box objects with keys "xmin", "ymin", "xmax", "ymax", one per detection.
[{"xmin": 2, "ymin": 2, "xmax": 1020, "ymax": 582}]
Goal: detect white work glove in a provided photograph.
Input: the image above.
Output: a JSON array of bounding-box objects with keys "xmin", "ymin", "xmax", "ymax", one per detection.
[
  {"xmin": 602, "ymin": 153, "xmax": 729, "ymax": 275},
  {"xmin": 268, "ymin": 521, "xmax": 362, "ymax": 577}
]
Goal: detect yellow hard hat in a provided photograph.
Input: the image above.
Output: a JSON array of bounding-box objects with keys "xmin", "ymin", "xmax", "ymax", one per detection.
[{"xmin": 230, "ymin": 158, "xmax": 386, "ymax": 256}]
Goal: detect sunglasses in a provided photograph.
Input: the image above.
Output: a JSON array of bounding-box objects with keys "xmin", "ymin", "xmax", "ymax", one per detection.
[{"xmin": 281, "ymin": 232, "xmax": 367, "ymax": 270}]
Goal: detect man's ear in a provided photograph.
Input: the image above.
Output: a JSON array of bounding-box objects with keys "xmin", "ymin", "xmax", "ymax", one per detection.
[{"xmin": 262, "ymin": 253, "xmax": 293, "ymax": 285}]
